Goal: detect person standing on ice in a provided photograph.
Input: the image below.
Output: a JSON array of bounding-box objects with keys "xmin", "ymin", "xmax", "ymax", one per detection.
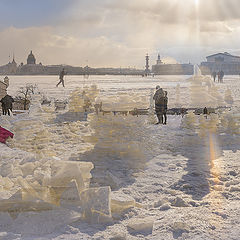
[
  {"xmin": 153, "ymin": 85, "xmax": 165, "ymax": 124},
  {"xmin": 220, "ymin": 70, "xmax": 224, "ymax": 83},
  {"xmin": 0, "ymin": 94, "xmax": 14, "ymax": 116},
  {"xmin": 56, "ymin": 68, "xmax": 66, "ymax": 87},
  {"xmin": 212, "ymin": 71, "xmax": 216, "ymax": 82},
  {"xmin": 163, "ymin": 91, "xmax": 168, "ymax": 125}
]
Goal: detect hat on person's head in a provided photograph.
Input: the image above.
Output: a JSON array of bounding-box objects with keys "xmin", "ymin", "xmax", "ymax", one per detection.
[{"xmin": 156, "ymin": 85, "xmax": 160, "ymax": 89}]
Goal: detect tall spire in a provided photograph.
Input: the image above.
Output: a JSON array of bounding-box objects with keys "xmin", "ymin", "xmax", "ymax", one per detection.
[
  {"xmin": 156, "ymin": 53, "xmax": 162, "ymax": 65},
  {"xmin": 12, "ymin": 52, "xmax": 16, "ymax": 63},
  {"xmin": 145, "ymin": 53, "xmax": 150, "ymax": 75}
]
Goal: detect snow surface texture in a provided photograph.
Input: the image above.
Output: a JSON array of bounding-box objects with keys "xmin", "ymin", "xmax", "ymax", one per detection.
[{"xmin": 0, "ymin": 74, "xmax": 240, "ymax": 239}]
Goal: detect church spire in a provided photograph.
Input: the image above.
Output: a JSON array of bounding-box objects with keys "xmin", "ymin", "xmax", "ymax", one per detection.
[
  {"xmin": 156, "ymin": 53, "xmax": 162, "ymax": 65},
  {"xmin": 12, "ymin": 52, "xmax": 16, "ymax": 63}
]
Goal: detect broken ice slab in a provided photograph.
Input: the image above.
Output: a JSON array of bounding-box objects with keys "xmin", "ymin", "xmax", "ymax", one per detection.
[
  {"xmin": 15, "ymin": 161, "xmax": 94, "ymax": 206},
  {"xmin": 42, "ymin": 161, "xmax": 94, "ymax": 191},
  {"xmin": 127, "ymin": 217, "xmax": 154, "ymax": 235},
  {"xmin": 111, "ymin": 191, "xmax": 136, "ymax": 216},
  {"xmin": 60, "ymin": 180, "xmax": 81, "ymax": 210},
  {"xmin": 0, "ymin": 176, "xmax": 14, "ymax": 190},
  {"xmin": 80, "ymin": 186, "xmax": 112, "ymax": 223},
  {"xmin": 0, "ymin": 199, "xmax": 56, "ymax": 219}
]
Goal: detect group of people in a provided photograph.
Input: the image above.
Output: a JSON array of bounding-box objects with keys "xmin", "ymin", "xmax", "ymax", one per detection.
[
  {"xmin": 211, "ymin": 70, "xmax": 224, "ymax": 83},
  {"xmin": 0, "ymin": 94, "xmax": 14, "ymax": 116},
  {"xmin": 153, "ymin": 85, "xmax": 168, "ymax": 125}
]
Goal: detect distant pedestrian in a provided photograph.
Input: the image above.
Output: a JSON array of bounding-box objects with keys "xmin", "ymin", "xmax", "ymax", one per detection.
[
  {"xmin": 203, "ymin": 107, "xmax": 208, "ymax": 119},
  {"xmin": 0, "ymin": 94, "xmax": 14, "ymax": 116},
  {"xmin": 212, "ymin": 71, "xmax": 217, "ymax": 82},
  {"xmin": 217, "ymin": 71, "xmax": 221, "ymax": 83},
  {"xmin": 203, "ymin": 107, "xmax": 208, "ymax": 115},
  {"xmin": 220, "ymin": 70, "xmax": 224, "ymax": 83},
  {"xmin": 153, "ymin": 85, "xmax": 165, "ymax": 124},
  {"xmin": 56, "ymin": 68, "xmax": 66, "ymax": 87}
]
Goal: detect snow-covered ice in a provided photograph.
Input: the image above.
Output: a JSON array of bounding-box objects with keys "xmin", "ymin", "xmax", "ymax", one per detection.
[{"xmin": 0, "ymin": 74, "xmax": 240, "ymax": 239}]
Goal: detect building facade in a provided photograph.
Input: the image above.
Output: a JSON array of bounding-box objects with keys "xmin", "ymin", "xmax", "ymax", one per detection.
[
  {"xmin": 200, "ymin": 52, "xmax": 240, "ymax": 75},
  {"xmin": 0, "ymin": 58, "xmax": 17, "ymax": 75},
  {"xmin": 152, "ymin": 54, "xmax": 193, "ymax": 75},
  {"xmin": 27, "ymin": 51, "xmax": 36, "ymax": 64}
]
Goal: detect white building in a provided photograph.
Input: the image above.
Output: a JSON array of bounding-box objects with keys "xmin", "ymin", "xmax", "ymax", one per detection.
[{"xmin": 200, "ymin": 52, "xmax": 240, "ymax": 74}]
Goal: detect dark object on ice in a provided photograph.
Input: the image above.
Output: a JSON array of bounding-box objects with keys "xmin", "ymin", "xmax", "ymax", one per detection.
[
  {"xmin": 56, "ymin": 68, "xmax": 66, "ymax": 87},
  {"xmin": 41, "ymin": 99, "xmax": 51, "ymax": 106},
  {"xmin": 129, "ymin": 108, "xmax": 148, "ymax": 116},
  {"xmin": 55, "ymin": 111, "xmax": 88, "ymax": 123},
  {"xmin": 54, "ymin": 100, "xmax": 68, "ymax": 111},
  {"xmin": 203, "ymin": 107, "xmax": 208, "ymax": 118},
  {"xmin": 203, "ymin": 107, "xmax": 208, "ymax": 115},
  {"xmin": 94, "ymin": 102, "xmax": 102, "ymax": 115},
  {"xmin": 0, "ymin": 94, "xmax": 14, "ymax": 116},
  {"xmin": 0, "ymin": 126, "xmax": 14, "ymax": 143},
  {"xmin": 229, "ymin": 170, "xmax": 238, "ymax": 176},
  {"xmin": 193, "ymin": 107, "xmax": 215, "ymax": 115}
]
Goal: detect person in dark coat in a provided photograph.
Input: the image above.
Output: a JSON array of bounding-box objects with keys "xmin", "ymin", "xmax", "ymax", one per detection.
[
  {"xmin": 212, "ymin": 71, "xmax": 217, "ymax": 82},
  {"xmin": 217, "ymin": 71, "xmax": 221, "ymax": 83},
  {"xmin": 56, "ymin": 68, "xmax": 66, "ymax": 87},
  {"xmin": 0, "ymin": 94, "xmax": 14, "ymax": 116},
  {"xmin": 0, "ymin": 99, "xmax": 6, "ymax": 115},
  {"xmin": 220, "ymin": 70, "xmax": 224, "ymax": 83},
  {"xmin": 163, "ymin": 91, "xmax": 168, "ymax": 124},
  {"xmin": 153, "ymin": 85, "xmax": 165, "ymax": 124}
]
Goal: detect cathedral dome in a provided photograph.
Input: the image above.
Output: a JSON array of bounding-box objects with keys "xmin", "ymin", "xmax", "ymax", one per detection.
[{"xmin": 27, "ymin": 51, "xmax": 36, "ymax": 64}]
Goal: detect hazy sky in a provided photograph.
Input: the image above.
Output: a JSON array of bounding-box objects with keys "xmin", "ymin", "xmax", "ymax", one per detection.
[{"xmin": 0, "ymin": 0, "xmax": 240, "ymax": 68}]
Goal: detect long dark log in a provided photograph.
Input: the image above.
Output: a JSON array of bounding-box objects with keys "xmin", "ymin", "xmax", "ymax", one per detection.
[{"xmin": 99, "ymin": 106, "xmax": 231, "ymax": 116}]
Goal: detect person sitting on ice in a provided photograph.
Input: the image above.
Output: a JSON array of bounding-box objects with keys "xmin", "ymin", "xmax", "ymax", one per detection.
[
  {"xmin": 153, "ymin": 85, "xmax": 165, "ymax": 124},
  {"xmin": 0, "ymin": 94, "xmax": 14, "ymax": 116}
]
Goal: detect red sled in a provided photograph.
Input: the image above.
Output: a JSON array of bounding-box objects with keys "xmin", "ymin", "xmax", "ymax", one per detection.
[{"xmin": 0, "ymin": 126, "xmax": 14, "ymax": 144}]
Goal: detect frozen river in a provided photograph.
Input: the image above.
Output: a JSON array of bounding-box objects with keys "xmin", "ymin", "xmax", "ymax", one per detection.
[{"xmin": 0, "ymin": 74, "xmax": 240, "ymax": 240}]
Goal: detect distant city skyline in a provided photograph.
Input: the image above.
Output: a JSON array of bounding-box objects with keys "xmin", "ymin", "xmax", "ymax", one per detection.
[{"xmin": 0, "ymin": 0, "xmax": 240, "ymax": 68}]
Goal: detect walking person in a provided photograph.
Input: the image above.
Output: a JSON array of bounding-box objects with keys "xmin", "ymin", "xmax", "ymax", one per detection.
[
  {"xmin": 56, "ymin": 68, "xmax": 66, "ymax": 87},
  {"xmin": 153, "ymin": 85, "xmax": 165, "ymax": 124}
]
